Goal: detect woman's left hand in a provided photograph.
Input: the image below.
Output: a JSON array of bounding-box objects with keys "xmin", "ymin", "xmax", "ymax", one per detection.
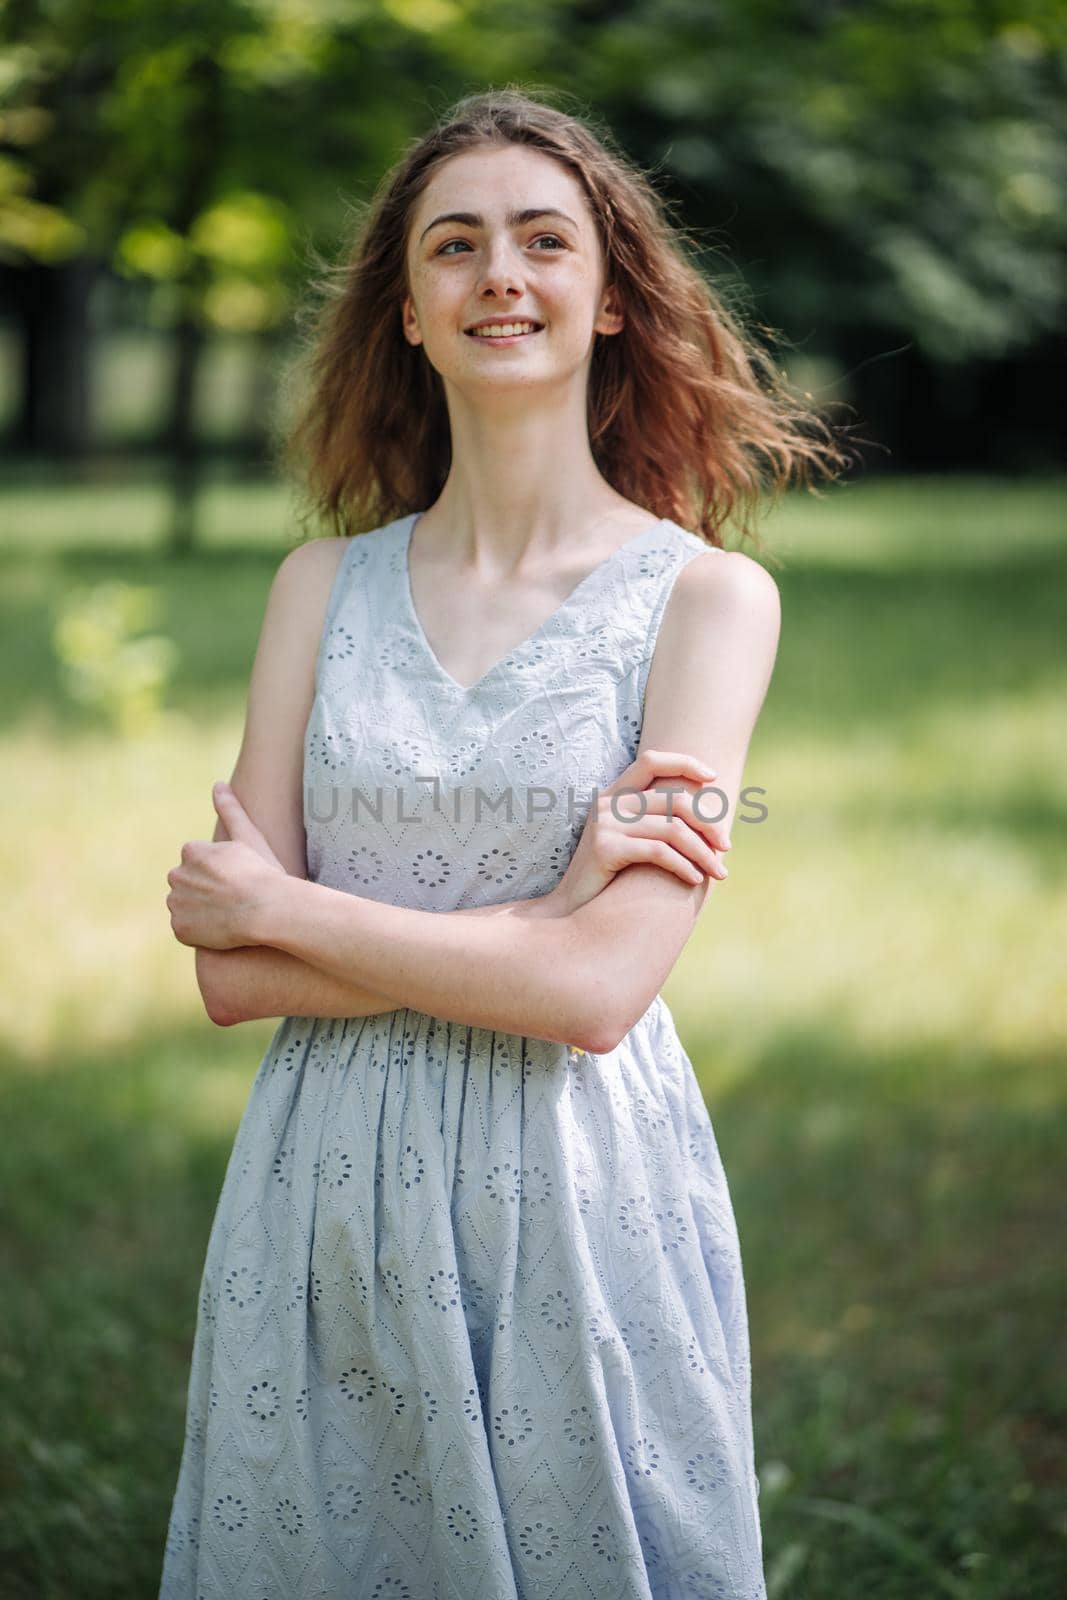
[{"xmin": 165, "ymin": 782, "xmax": 285, "ymax": 950}]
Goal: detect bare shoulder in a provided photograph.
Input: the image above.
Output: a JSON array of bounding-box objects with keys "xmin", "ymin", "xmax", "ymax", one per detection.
[
  {"xmin": 273, "ymin": 535, "xmax": 350, "ymax": 598},
  {"xmin": 652, "ymin": 545, "xmax": 781, "ymax": 682},
  {"xmin": 259, "ymin": 536, "xmax": 352, "ymax": 644},
  {"xmin": 246, "ymin": 535, "xmax": 355, "ymax": 697},
  {"xmin": 669, "ymin": 544, "xmax": 780, "ymax": 621}
]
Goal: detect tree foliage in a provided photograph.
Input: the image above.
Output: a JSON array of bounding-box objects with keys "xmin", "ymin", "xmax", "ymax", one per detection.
[{"xmin": 1, "ymin": 0, "xmax": 1063, "ymax": 359}]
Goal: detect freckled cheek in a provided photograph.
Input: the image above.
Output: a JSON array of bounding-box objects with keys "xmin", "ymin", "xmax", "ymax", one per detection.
[{"xmin": 423, "ymin": 268, "xmax": 469, "ymax": 305}]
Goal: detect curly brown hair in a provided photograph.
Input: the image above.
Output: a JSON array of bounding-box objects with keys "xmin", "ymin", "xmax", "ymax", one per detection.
[{"xmin": 277, "ymin": 85, "xmax": 855, "ymax": 559}]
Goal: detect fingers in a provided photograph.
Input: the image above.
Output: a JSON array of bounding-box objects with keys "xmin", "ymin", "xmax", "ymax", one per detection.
[
  {"xmin": 605, "ymin": 748, "xmax": 712, "ymax": 797},
  {"xmin": 213, "ymin": 781, "xmax": 251, "ymax": 812},
  {"xmin": 627, "ymin": 747, "xmax": 717, "ymax": 788},
  {"xmin": 609, "ymin": 751, "xmax": 727, "ymax": 840},
  {"xmin": 611, "ymin": 786, "xmax": 731, "ymax": 853},
  {"xmin": 606, "ymin": 812, "xmax": 728, "ymax": 882},
  {"xmin": 213, "ymin": 781, "xmax": 257, "ymax": 843},
  {"xmin": 212, "ymin": 781, "xmax": 287, "ymax": 872},
  {"xmin": 621, "ymin": 836, "xmax": 716, "ymax": 888}
]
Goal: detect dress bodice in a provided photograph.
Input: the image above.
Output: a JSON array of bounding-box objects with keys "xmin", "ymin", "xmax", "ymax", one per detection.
[{"xmin": 303, "ymin": 511, "xmax": 714, "ymax": 913}]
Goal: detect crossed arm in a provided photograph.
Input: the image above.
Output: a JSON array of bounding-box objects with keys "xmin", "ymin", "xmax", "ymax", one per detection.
[
  {"xmin": 191, "ymin": 539, "xmax": 781, "ymax": 1052},
  {"xmin": 200, "ymin": 874, "xmax": 609, "ymax": 1047},
  {"xmin": 196, "ymin": 881, "xmax": 579, "ymax": 1035}
]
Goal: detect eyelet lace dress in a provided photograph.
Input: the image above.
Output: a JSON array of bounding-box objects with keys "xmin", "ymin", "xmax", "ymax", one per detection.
[{"xmin": 159, "ymin": 511, "xmax": 767, "ymax": 1600}]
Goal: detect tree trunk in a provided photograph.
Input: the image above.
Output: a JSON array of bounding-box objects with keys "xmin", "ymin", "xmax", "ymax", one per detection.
[
  {"xmin": 166, "ymin": 53, "xmax": 225, "ymax": 557},
  {"xmin": 10, "ymin": 258, "xmax": 97, "ymax": 457}
]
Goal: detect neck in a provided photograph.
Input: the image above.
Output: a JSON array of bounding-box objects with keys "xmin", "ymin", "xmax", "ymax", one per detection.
[{"xmin": 429, "ymin": 381, "xmax": 629, "ymax": 561}]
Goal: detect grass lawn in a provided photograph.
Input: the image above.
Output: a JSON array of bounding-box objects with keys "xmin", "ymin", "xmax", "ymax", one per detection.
[{"xmin": 0, "ymin": 468, "xmax": 1064, "ymax": 1598}]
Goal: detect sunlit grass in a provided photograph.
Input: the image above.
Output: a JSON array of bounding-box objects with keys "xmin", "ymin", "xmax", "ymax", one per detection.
[
  {"xmin": 1, "ymin": 470, "xmax": 1064, "ymax": 1598},
  {"xmin": 671, "ymin": 685, "xmax": 1067, "ymax": 1070},
  {"xmin": 0, "ymin": 714, "xmax": 247, "ymax": 1061}
]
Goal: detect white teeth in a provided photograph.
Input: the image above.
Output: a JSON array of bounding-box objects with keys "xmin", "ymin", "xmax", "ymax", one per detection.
[{"xmin": 469, "ymin": 322, "xmax": 538, "ymax": 338}]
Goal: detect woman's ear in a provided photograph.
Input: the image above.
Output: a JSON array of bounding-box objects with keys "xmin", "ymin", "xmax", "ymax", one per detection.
[
  {"xmin": 595, "ymin": 288, "xmax": 625, "ymax": 338},
  {"xmin": 401, "ymin": 295, "xmax": 422, "ymax": 346}
]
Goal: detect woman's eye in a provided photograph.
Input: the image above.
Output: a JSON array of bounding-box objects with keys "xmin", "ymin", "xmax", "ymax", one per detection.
[{"xmin": 436, "ymin": 235, "xmax": 565, "ymax": 256}]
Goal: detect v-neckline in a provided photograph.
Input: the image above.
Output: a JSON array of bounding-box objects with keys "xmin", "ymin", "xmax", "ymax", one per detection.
[{"xmin": 399, "ymin": 510, "xmax": 670, "ymax": 696}]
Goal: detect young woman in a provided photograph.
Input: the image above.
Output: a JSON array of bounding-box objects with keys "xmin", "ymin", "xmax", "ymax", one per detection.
[{"xmin": 161, "ymin": 89, "xmax": 848, "ymax": 1600}]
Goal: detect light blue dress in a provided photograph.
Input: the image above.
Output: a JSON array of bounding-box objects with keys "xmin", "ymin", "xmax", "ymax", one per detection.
[{"xmin": 159, "ymin": 511, "xmax": 767, "ymax": 1600}]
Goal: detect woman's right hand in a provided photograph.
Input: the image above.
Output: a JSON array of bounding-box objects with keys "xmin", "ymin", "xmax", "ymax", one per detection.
[{"xmin": 547, "ymin": 748, "xmax": 731, "ymax": 917}]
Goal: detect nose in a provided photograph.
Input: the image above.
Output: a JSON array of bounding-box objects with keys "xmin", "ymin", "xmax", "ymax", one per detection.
[{"xmin": 476, "ymin": 235, "xmax": 525, "ymax": 300}]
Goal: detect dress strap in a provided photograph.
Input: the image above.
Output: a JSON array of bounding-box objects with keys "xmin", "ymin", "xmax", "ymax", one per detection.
[{"xmin": 312, "ymin": 530, "xmax": 383, "ymax": 691}]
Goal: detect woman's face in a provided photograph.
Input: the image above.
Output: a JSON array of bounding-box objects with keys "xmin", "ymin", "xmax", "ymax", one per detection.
[{"xmin": 401, "ymin": 142, "xmax": 623, "ymax": 397}]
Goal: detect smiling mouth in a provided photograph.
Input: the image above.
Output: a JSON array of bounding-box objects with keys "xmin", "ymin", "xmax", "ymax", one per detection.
[{"xmin": 464, "ymin": 323, "xmax": 544, "ymax": 341}]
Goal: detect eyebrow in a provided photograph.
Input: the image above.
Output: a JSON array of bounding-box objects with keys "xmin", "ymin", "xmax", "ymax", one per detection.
[{"xmin": 418, "ymin": 207, "xmax": 579, "ymax": 244}]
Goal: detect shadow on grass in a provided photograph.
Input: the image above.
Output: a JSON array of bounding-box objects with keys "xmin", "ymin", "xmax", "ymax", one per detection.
[
  {"xmin": 0, "ymin": 1020, "xmax": 255, "ymax": 1600},
  {"xmin": 690, "ymin": 1018, "xmax": 1065, "ymax": 1600},
  {"xmin": 0, "ymin": 1016, "xmax": 1063, "ymax": 1598}
]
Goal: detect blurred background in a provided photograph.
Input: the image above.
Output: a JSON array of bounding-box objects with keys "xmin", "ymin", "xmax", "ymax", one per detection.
[{"xmin": 1, "ymin": 2, "xmax": 1064, "ymax": 1597}]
